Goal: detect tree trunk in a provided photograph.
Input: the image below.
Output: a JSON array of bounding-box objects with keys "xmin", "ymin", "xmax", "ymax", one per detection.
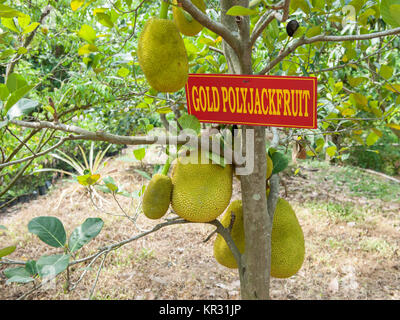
[{"xmin": 220, "ymin": 0, "xmax": 272, "ymax": 300}]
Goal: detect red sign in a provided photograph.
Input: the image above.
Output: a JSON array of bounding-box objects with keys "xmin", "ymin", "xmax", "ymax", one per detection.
[{"xmin": 184, "ymin": 74, "xmax": 317, "ymax": 129}]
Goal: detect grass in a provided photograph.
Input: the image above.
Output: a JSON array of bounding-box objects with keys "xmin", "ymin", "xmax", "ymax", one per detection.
[
  {"xmin": 301, "ymin": 159, "xmax": 400, "ymax": 202},
  {"xmin": 359, "ymin": 237, "xmax": 397, "ymax": 257},
  {"xmin": 303, "ymin": 200, "xmax": 364, "ymax": 222}
]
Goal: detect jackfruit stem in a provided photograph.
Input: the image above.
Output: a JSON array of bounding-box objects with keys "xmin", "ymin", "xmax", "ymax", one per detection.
[
  {"xmin": 160, "ymin": 0, "xmax": 170, "ymax": 19},
  {"xmin": 161, "ymin": 155, "xmax": 172, "ymax": 175}
]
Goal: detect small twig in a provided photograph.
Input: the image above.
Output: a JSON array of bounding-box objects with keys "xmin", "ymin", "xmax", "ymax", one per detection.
[{"xmin": 87, "ymin": 252, "xmax": 108, "ymax": 300}]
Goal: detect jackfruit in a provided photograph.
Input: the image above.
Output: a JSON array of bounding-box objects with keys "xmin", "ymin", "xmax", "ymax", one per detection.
[
  {"xmin": 266, "ymin": 153, "xmax": 273, "ymax": 180},
  {"xmin": 213, "ymin": 200, "xmax": 244, "ymax": 268},
  {"xmin": 213, "ymin": 194, "xmax": 305, "ymax": 279},
  {"xmin": 172, "ymin": 0, "xmax": 206, "ymax": 36},
  {"xmin": 137, "ymin": 17, "xmax": 189, "ymax": 93},
  {"xmin": 142, "ymin": 174, "xmax": 173, "ymax": 220},
  {"xmin": 171, "ymin": 152, "xmax": 233, "ymax": 222},
  {"xmin": 270, "ymin": 197, "xmax": 305, "ymax": 278}
]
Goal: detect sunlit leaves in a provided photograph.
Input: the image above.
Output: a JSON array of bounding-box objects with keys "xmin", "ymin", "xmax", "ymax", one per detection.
[
  {"xmin": 78, "ymin": 44, "xmax": 98, "ymax": 55},
  {"xmin": 1, "ymin": 17, "xmax": 19, "ymax": 32},
  {"xmin": 0, "ymin": 245, "xmax": 16, "ymax": 258},
  {"xmin": 306, "ymin": 25, "xmax": 321, "ymax": 38},
  {"xmin": 71, "ymin": 0, "xmax": 85, "ymax": 11},
  {"xmin": 0, "ymin": 4, "xmax": 23, "ymax": 18},
  {"xmin": 379, "ymin": 65, "xmax": 394, "ymax": 80},
  {"xmin": 77, "ymin": 173, "xmax": 101, "ymax": 186},
  {"xmin": 381, "ymin": 0, "xmax": 400, "ymax": 27},
  {"xmin": 366, "ymin": 130, "xmax": 380, "ymax": 146},
  {"xmin": 226, "ymin": 5, "xmax": 257, "ymax": 16},
  {"xmin": 96, "ymin": 12, "xmax": 113, "ymax": 28},
  {"xmin": 78, "ymin": 24, "xmax": 96, "ymax": 44},
  {"xmin": 117, "ymin": 67, "xmax": 130, "ymax": 77},
  {"xmin": 22, "ymin": 22, "xmax": 40, "ymax": 34},
  {"xmin": 133, "ymin": 147, "xmax": 146, "ymax": 161}
]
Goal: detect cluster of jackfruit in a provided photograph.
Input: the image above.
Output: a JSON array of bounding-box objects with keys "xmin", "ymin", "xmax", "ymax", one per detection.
[
  {"xmin": 137, "ymin": 0, "xmax": 206, "ymax": 93},
  {"xmin": 142, "ymin": 151, "xmax": 233, "ymax": 222},
  {"xmin": 213, "ymin": 153, "xmax": 305, "ymax": 279}
]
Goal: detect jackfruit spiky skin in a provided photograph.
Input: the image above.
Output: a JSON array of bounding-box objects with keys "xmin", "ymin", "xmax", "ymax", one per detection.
[
  {"xmin": 142, "ymin": 174, "xmax": 173, "ymax": 220},
  {"xmin": 212, "ymin": 193, "xmax": 305, "ymax": 278},
  {"xmin": 266, "ymin": 153, "xmax": 273, "ymax": 180},
  {"xmin": 172, "ymin": 0, "xmax": 206, "ymax": 36},
  {"xmin": 213, "ymin": 200, "xmax": 244, "ymax": 269},
  {"xmin": 171, "ymin": 152, "xmax": 233, "ymax": 222},
  {"xmin": 271, "ymin": 198, "xmax": 305, "ymax": 278},
  {"xmin": 137, "ymin": 17, "xmax": 189, "ymax": 93}
]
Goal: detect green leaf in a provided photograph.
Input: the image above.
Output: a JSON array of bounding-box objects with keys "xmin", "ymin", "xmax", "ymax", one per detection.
[
  {"xmin": 291, "ymin": 0, "xmax": 310, "ymax": 13},
  {"xmin": 0, "ymin": 48, "xmax": 16, "ymax": 60},
  {"xmin": 226, "ymin": 5, "xmax": 257, "ymax": 16},
  {"xmin": 0, "ymin": 83, "xmax": 9, "ymax": 100},
  {"xmin": 306, "ymin": 25, "xmax": 321, "ymax": 38},
  {"xmin": 6, "ymin": 275, "xmax": 35, "ymax": 284},
  {"xmin": 0, "ymin": 4, "xmax": 23, "ymax": 18},
  {"xmin": 178, "ymin": 114, "xmax": 201, "ymax": 134},
  {"xmin": 4, "ymin": 85, "xmax": 34, "ymax": 113},
  {"xmin": 71, "ymin": 0, "xmax": 85, "ymax": 11},
  {"xmin": 102, "ymin": 176, "xmax": 118, "ymax": 193},
  {"xmin": 366, "ymin": 131, "xmax": 380, "ymax": 146},
  {"xmin": 348, "ymin": 77, "xmax": 366, "ymax": 87},
  {"xmin": 28, "ymin": 216, "xmax": 66, "ymax": 248},
  {"xmin": 17, "ymin": 47, "xmax": 27, "ymax": 54},
  {"xmin": 25, "ymin": 260, "xmax": 37, "ymax": 276},
  {"xmin": 96, "ymin": 12, "xmax": 114, "ymax": 28},
  {"xmin": 133, "ymin": 147, "xmax": 146, "ymax": 161},
  {"xmin": 22, "ymin": 22, "xmax": 40, "ymax": 34},
  {"xmin": 4, "ymin": 266, "xmax": 30, "ymax": 279},
  {"xmin": 269, "ymin": 151, "xmax": 289, "ymax": 174},
  {"xmin": 379, "ymin": 65, "xmax": 393, "ymax": 80},
  {"xmin": 77, "ymin": 173, "xmax": 100, "ymax": 186},
  {"xmin": 68, "ymin": 218, "xmax": 104, "ymax": 252},
  {"xmin": 117, "ymin": 67, "xmax": 130, "ymax": 77},
  {"xmin": 381, "ymin": 0, "xmax": 400, "ymax": 27},
  {"xmin": 6, "ymin": 73, "xmax": 27, "ymax": 92},
  {"xmin": 0, "ymin": 245, "xmax": 16, "ymax": 258},
  {"xmin": 134, "ymin": 169, "xmax": 151, "ymax": 180},
  {"xmin": 326, "ymin": 146, "xmax": 337, "ymax": 157},
  {"xmin": 6, "ymin": 98, "xmax": 39, "ymax": 120},
  {"xmin": 17, "ymin": 13, "xmax": 30, "ymax": 29},
  {"xmin": 391, "ymin": 4, "xmax": 400, "ymax": 25},
  {"xmin": 36, "ymin": 254, "xmax": 70, "ymax": 279},
  {"xmin": 78, "ymin": 24, "xmax": 96, "ymax": 44},
  {"xmin": 1, "ymin": 17, "xmax": 19, "ymax": 32},
  {"xmin": 78, "ymin": 43, "xmax": 98, "ymax": 56}
]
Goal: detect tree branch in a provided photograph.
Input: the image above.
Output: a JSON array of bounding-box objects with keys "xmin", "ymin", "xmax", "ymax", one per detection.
[
  {"xmin": 177, "ymin": 0, "xmax": 241, "ymax": 55},
  {"xmin": 259, "ymin": 27, "xmax": 400, "ymax": 75},
  {"xmin": 5, "ymin": 5, "xmax": 53, "ymax": 80},
  {"xmin": 250, "ymin": 0, "xmax": 290, "ymax": 47}
]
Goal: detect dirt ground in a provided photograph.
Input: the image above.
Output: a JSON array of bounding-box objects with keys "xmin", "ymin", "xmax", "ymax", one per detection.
[{"xmin": 1, "ymin": 147, "xmax": 399, "ymax": 300}]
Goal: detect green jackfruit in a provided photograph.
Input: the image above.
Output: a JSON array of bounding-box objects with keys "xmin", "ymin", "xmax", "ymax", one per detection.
[
  {"xmin": 213, "ymin": 200, "xmax": 244, "ymax": 269},
  {"xmin": 270, "ymin": 197, "xmax": 305, "ymax": 278},
  {"xmin": 137, "ymin": 17, "xmax": 189, "ymax": 93},
  {"xmin": 142, "ymin": 174, "xmax": 173, "ymax": 220},
  {"xmin": 172, "ymin": 0, "xmax": 206, "ymax": 36},
  {"xmin": 213, "ymin": 195, "xmax": 305, "ymax": 278},
  {"xmin": 171, "ymin": 152, "xmax": 233, "ymax": 222}
]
